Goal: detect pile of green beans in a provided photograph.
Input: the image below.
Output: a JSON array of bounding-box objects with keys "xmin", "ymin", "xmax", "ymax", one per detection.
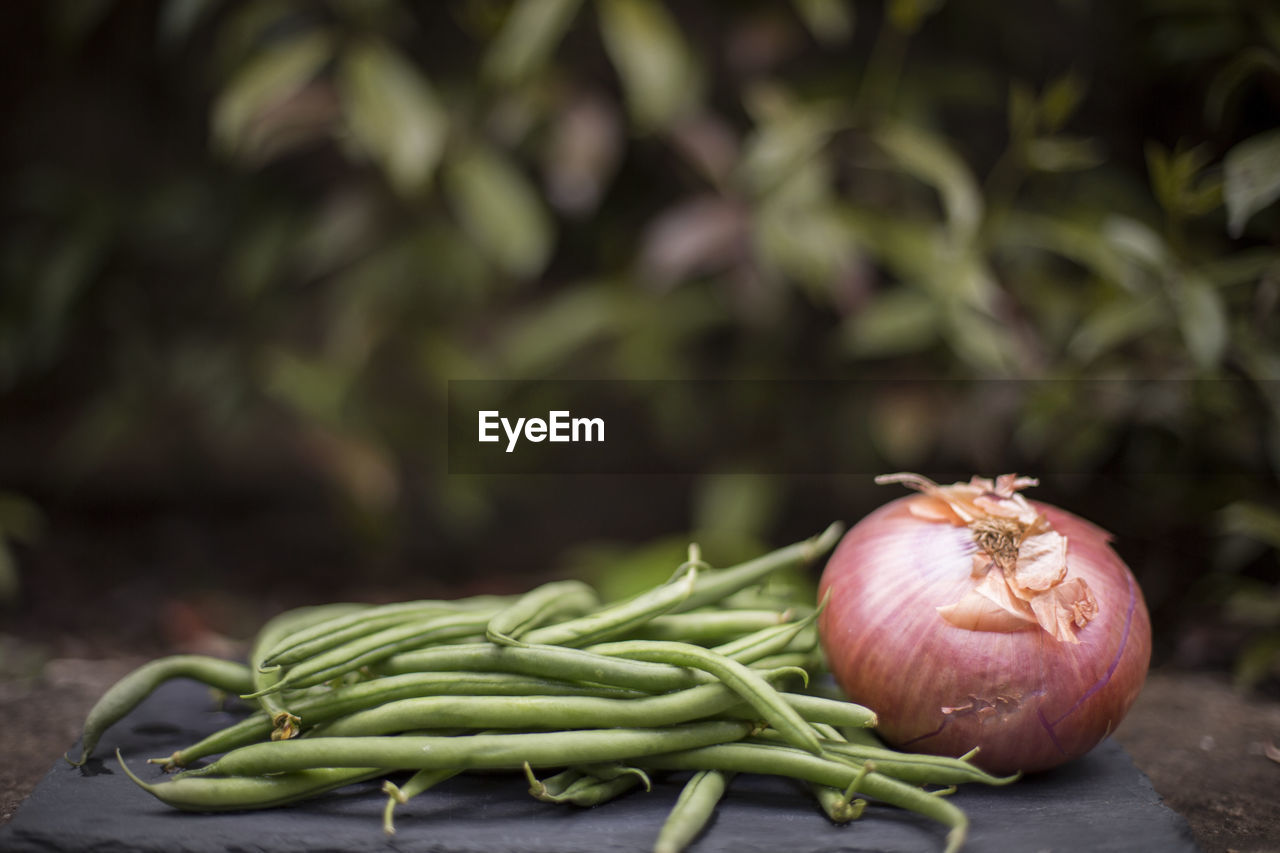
[{"xmin": 72, "ymin": 523, "xmax": 1016, "ymax": 853}]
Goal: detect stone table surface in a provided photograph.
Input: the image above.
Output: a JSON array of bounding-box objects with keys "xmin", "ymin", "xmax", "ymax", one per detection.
[{"xmin": 0, "ymin": 679, "xmax": 1200, "ymax": 853}]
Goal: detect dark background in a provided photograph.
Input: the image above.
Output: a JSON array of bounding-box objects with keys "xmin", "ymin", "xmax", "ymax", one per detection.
[{"xmin": 0, "ymin": 6, "xmax": 1278, "ymax": 845}]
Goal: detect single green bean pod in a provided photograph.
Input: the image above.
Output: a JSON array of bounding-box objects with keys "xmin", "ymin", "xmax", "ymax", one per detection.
[
  {"xmin": 653, "ymin": 770, "xmax": 733, "ymax": 853},
  {"xmin": 68, "ymin": 656, "xmax": 252, "ymax": 766}
]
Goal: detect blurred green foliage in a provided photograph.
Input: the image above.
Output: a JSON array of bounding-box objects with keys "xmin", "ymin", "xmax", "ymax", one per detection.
[{"xmin": 1, "ymin": 0, "xmax": 1279, "ymax": 672}]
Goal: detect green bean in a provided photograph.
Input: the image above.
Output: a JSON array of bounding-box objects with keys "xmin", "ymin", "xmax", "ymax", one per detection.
[
  {"xmin": 584, "ymin": 640, "xmax": 824, "ymax": 755},
  {"xmin": 637, "ymin": 742, "xmax": 969, "ymax": 853},
  {"xmin": 835, "ymin": 725, "xmax": 885, "ymax": 747},
  {"xmin": 809, "ymin": 781, "xmax": 866, "ymax": 823},
  {"xmin": 523, "ymin": 763, "xmax": 645, "ymax": 806},
  {"xmin": 118, "ymin": 750, "xmax": 385, "ymax": 811},
  {"xmin": 382, "ymin": 727, "xmax": 516, "ymax": 833},
  {"xmin": 746, "ymin": 649, "xmax": 826, "ymax": 673},
  {"xmin": 773, "ymin": 694, "xmax": 877, "ymax": 729},
  {"xmin": 670, "ymin": 523, "xmax": 843, "ymax": 613},
  {"xmin": 311, "ymin": 670, "xmax": 796, "ymax": 738},
  {"xmin": 711, "ymin": 605, "xmax": 820, "ymax": 664},
  {"xmin": 532, "ymin": 767, "xmax": 586, "ymax": 797},
  {"xmin": 178, "ymin": 721, "xmax": 754, "ymax": 778},
  {"xmin": 803, "ymin": 722, "xmax": 868, "ymax": 819},
  {"xmin": 653, "ymin": 769, "xmax": 733, "ymax": 853},
  {"xmin": 804, "ymin": 722, "xmax": 872, "ymax": 816},
  {"xmin": 67, "ymin": 656, "xmax": 253, "ymax": 766},
  {"xmin": 262, "ymin": 595, "xmax": 509, "ymax": 667},
  {"xmin": 264, "ymin": 608, "xmax": 450, "ymax": 669},
  {"xmin": 151, "ymin": 672, "xmax": 648, "ymax": 769},
  {"xmin": 381, "ymin": 769, "xmax": 460, "ymax": 835},
  {"xmin": 811, "ymin": 722, "xmax": 846, "ymax": 742},
  {"xmin": 574, "ymin": 762, "xmax": 652, "ymax": 787},
  {"xmin": 486, "ymin": 580, "xmax": 601, "ymax": 647},
  {"xmin": 249, "ymin": 610, "xmax": 498, "ymax": 696},
  {"xmin": 519, "ymin": 567, "xmax": 698, "ymax": 648},
  {"xmin": 250, "ymin": 603, "xmax": 366, "ymax": 734},
  {"xmin": 526, "ymin": 763, "xmax": 651, "ymax": 799},
  {"xmin": 378, "ymin": 642, "xmax": 713, "ymax": 692},
  {"xmin": 750, "ymin": 731, "xmax": 1019, "ymax": 787},
  {"xmin": 629, "ymin": 609, "xmax": 794, "ymax": 644}
]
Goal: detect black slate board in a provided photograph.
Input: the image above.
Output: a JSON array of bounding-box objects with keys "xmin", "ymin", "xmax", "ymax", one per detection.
[{"xmin": 1, "ymin": 679, "xmax": 1199, "ymax": 853}]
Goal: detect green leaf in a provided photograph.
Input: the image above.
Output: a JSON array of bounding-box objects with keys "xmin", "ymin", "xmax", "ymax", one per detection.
[
  {"xmin": 792, "ymin": 0, "xmax": 854, "ymax": 44},
  {"xmin": 597, "ymin": 0, "xmax": 702, "ymax": 131},
  {"xmin": 843, "ymin": 288, "xmax": 938, "ymax": 357},
  {"xmin": 1224, "ymin": 129, "xmax": 1280, "ymax": 238},
  {"xmin": 998, "ymin": 213, "xmax": 1130, "ymax": 286},
  {"xmin": 693, "ymin": 474, "xmax": 778, "ymax": 545},
  {"xmin": 445, "ymin": 144, "xmax": 555, "ymax": 279},
  {"xmin": 338, "ymin": 41, "xmax": 449, "ymax": 196},
  {"xmin": 1220, "ymin": 501, "xmax": 1280, "ymax": 551},
  {"xmin": 1025, "ymin": 136, "xmax": 1104, "ymax": 172},
  {"xmin": 1067, "ymin": 296, "xmax": 1165, "ymax": 363},
  {"xmin": 755, "ymin": 201, "xmax": 855, "ymax": 289},
  {"xmin": 212, "ymin": 30, "xmax": 332, "ymax": 157},
  {"xmin": 842, "ymin": 207, "xmax": 940, "ymax": 285},
  {"xmin": 0, "ymin": 493, "xmax": 43, "ymax": 544},
  {"xmin": 498, "ymin": 284, "xmax": 621, "ymax": 373},
  {"xmin": 1008, "ymin": 81, "xmax": 1038, "ymax": 142},
  {"xmin": 738, "ymin": 99, "xmax": 842, "ymax": 198},
  {"xmin": 265, "ymin": 349, "xmax": 351, "ymax": 425},
  {"xmin": 887, "ymin": 0, "xmax": 945, "ymax": 34},
  {"xmin": 483, "ymin": 0, "xmax": 582, "ymax": 84},
  {"xmin": 1173, "ymin": 275, "xmax": 1228, "ymax": 368},
  {"xmin": 1039, "ymin": 71, "xmax": 1086, "ymax": 133},
  {"xmin": 943, "ymin": 304, "xmax": 1018, "ymax": 373},
  {"xmin": 1102, "ymin": 216, "xmax": 1171, "ymax": 274},
  {"xmin": 873, "ymin": 122, "xmax": 983, "ymax": 246},
  {"xmin": 1199, "ymin": 249, "xmax": 1280, "ymax": 287},
  {"xmin": 1146, "ymin": 141, "xmax": 1220, "ymax": 219},
  {"xmin": 1205, "ymin": 47, "xmax": 1280, "ymax": 128}
]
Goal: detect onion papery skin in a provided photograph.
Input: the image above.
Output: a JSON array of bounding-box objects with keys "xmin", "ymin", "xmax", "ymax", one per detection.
[{"xmin": 818, "ymin": 496, "xmax": 1151, "ymax": 775}]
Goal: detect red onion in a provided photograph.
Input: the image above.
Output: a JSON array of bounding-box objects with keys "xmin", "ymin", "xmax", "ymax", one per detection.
[{"xmin": 818, "ymin": 474, "xmax": 1151, "ymax": 775}]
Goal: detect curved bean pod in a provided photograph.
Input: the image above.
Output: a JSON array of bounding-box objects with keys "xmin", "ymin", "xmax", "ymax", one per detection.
[
  {"xmin": 381, "ymin": 768, "xmax": 460, "ymax": 835},
  {"xmin": 263, "ymin": 595, "xmax": 509, "ymax": 668},
  {"xmin": 653, "ymin": 769, "xmax": 732, "ymax": 853},
  {"xmin": 573, "ymin": 762, "xmax": 652, "ymax": 787},
  {"xmin": 520, "ymin": 568, "xmax": 698, "ymax": 648},
  {"xmin": 711, "ymin": 605, "xmax": 821, "ymax": 664},
  {"xmin": 771, "ymin": 694, "xmax": 877, "ymax": 729},
  {"xmin": 630, "ymin": 609, "xmax": 793, "ymax": 644},
  {"xmin": 749, "ymin": 730, "xmax": 1017, "ymax": 786},
  {"xmin": 809, "ymin": 781, "xmax": 866, "ymax": 823},
  {"xmin": 68, "ymin": 656, "xmax": 253, "ymax": 766},
  {"xmin": 153, "ymin": 672, "xmax": 646, "ymax": 769},
  {"xmin": 250, "ymin": 603, "xmax": 367, "ymax": 734},
  {"xmin": 311, "ymin": 670, "xmax": 794, "ymax": 738},
  {"xmin": 486, "ymin": 580, "xmax": 600, "ymax": 647},
  {"xmin": 264, "ymin": 607, "xmax": 452, "ymax": 669},
  {"xmin": 118, "ymin": 751, "xmax": 384, "ymax": 811},
  {"xmin": 637, "ymin": 742, "xmax": 969, "ymax": 853},
  {"xmin": 249, "ymin": 610, "xmax": 498, "ymax": 696},
  {"xmin": 378, "ymin": 642, "xmax": 712, "ymax": 692},
  {"xmin": 671, "ymin": 523, "xmax": 842, "ymax": 613},
  {"xmin": 584, "ymin": 640, "xmax": 824, "ymax": 755},
  {"xmin": 523, "ymin": 763, "xmax": 645, "ymax": 806},
  {"xmin": 178, "ymin": 721, "xmax": 754, "ymax": 777}
]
